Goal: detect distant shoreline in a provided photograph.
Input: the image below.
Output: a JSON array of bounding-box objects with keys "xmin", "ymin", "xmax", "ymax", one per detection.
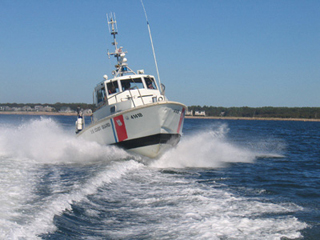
[
  {"xmin": 1, "ymin": 111, "xmax": 320, "ymax": 122},
  {"xmin": 0, "ymin": 111, "xmax": 77, "ymax": 116},
  {"xmin": 185, "ymin": 116, "xmax": 320, "ymax": 122}
]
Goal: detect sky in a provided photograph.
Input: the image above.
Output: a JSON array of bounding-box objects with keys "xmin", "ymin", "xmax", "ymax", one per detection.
[{"xmin": 1, "ymin": 0, "xmax": 319, "ymax": 107}]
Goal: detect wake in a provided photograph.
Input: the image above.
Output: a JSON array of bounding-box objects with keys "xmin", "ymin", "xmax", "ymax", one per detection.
[
  {"xmin": 0, "ymin": 118, "xmax": 284, "ymax": 168},
  {"xmin": 0, "ymin": 118, "xmax": 303, "ymax": 240},
  {"xmin": 150, "ymin": 124, "xmax": 284, "ymax": 168},
  {"xmin": 0, "ymin": 117, "xmax": 130, "ymax": 164}
]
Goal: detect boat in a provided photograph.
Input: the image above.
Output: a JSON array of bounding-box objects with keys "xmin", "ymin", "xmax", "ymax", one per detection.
[{"xmin": 75, "ymin": 14, "xmax": 187, "ymax": 158}]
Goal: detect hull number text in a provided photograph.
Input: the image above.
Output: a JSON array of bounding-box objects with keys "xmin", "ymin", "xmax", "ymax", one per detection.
[{"xmin": 131, "ymin": 113, "xmax": 143, "ymax": 119}]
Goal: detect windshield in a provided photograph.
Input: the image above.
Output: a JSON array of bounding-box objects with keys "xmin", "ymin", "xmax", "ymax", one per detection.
[
  {"xmin": 107, "ymin": 81, "xmax": 119, "ymax": 95},
  {"xmin": 144, "ymin": 77, "xmax": 157, "ymax": 89},
  {"xmin": 96, "ymin": 87, "xmax": 106, "ymax": 104},
  {"xmin": 121, "ymin": 78, "xmax": 144, "ymax": 91}
]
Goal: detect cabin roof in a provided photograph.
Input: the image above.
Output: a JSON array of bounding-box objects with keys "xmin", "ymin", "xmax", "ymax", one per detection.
[{"xmin": 95, "ymin": 74, "xmax": 156, "ymax": 90}]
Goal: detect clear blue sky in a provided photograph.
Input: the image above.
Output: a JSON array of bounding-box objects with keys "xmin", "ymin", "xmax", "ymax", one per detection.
[{"xmin": 1, "ymin": 0, "xmax": 319, "ymax": 107}]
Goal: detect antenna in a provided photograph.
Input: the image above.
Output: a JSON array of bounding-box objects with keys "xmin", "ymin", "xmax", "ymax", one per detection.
[
  {"xmin": 140, "ymin": 0, "xmax": 163, "ymax": 94},
  {"xmin": 105, "ymin": 13, "xmax": 134, "ymax": 77},
  {"xmin": 107, "ymin": 13, "xmax": 118, "ymax": 51}
]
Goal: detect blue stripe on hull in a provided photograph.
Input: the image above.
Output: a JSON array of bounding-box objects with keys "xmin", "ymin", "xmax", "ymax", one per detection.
[{"xmin": 110, "ymin": 119, "xmax": 118, "ymax": 143}]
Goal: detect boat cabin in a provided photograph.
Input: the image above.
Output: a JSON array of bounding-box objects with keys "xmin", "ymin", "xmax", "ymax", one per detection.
[{"xmin": 93, "ymin": 74, "xmax": 164, "ymax": 121}]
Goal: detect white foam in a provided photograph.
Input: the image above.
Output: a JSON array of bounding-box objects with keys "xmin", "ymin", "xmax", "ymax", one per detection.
[
  {"xmin": 0, "ymin": 118, "xmax": 307, "ymax": 239},
  {"xmin": 0, "ymin": 157, "xmax": 40, "ymax": 239},
  {"xmin": 0, "ymin": 160, "xmax": 143, "ymax": 239},
  {"xmin": 150, "ymin": 124, "xmax": 257, "ymax": 168},
  {"xmin": 0, "ymin": 117, "xmax": 130, "ymax": 163},
  {"xmin": 89, "ymin": 167, "xmax": 307, "ymax": 239},
  {"xmin": 0, "ymin": 118, "xmax": 136, "ymax": 239}
]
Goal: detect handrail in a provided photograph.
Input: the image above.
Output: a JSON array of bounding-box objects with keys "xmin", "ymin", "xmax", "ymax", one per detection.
[
  {"xmin": 107, "ymin": 91, "xmax": 122, "ymax": 103},
  {"xmin": 107, "ymin": 87, "xmax": 150, "ymax": 108},
  {"xmin": 125, "ymin": 86, "xmax": 145, "ymax": 107},
  {"xmin": 130, "ymin": 86, "xmax": 145, "ymax": 105},
  {"xmin": 128, "ymin": 89, "xmax": 136, "ymax": 107}
]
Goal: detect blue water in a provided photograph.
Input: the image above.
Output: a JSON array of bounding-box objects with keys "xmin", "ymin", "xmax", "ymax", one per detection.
[{"xmin": 0, "ymin": 115, "xmax": 319, "ymax": 239}]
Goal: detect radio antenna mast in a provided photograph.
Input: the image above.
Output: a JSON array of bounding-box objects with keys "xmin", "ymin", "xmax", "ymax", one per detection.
[{"xmin": 140, "ymin": 0, "xmax": 163, "ymax": 92}]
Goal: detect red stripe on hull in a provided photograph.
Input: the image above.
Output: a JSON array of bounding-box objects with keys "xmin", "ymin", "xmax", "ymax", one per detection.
[
  {"xmin": 177, "ymin": 108, "xmax": 185, "ymax": 133},
  {"xmin": 113, "ymin": 115, "xmax": 128, "ymax": 142}
]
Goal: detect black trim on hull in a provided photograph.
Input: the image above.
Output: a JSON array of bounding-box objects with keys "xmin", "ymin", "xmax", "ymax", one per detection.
[{"xmin": 112, "ymin": 133, "xmax": 181, "ymax": 150}]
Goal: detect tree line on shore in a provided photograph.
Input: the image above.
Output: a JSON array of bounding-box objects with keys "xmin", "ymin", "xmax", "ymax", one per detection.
[
  {"xmin": 189, "ymin": 106, "xmax": 320, "ymax": 119},
  {"xmin": 1, "ymin": 103, "xmax": 320, "ymax": 119},
  {"xmin": 0, "ymin": 102, "xmax": 95, "ymax": 112}
]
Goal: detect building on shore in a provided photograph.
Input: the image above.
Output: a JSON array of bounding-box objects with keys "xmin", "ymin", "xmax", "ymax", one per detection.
[
  {"xmin": 22, "ymin": 106, "xmax": 33, "ymax": 111},
  {"xmin": 43, "ymin": 106, "xmax": 55, "ymax": 112},
  {"xmin": 186, "ymin": 110, "xmax": 193, "ymax": 116},
  {"xmin": 194, "ymin": 111, "xmax": 206, "ymax": 116},
  {"xmin": 59, "ymin": 107, "xmax": 75, "ymax": 113}
]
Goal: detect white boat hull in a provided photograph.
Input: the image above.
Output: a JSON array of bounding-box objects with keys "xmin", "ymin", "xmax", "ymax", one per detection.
[{"xmin": 77, "ymin": 101, "xmax": 186, "ymax": 158}]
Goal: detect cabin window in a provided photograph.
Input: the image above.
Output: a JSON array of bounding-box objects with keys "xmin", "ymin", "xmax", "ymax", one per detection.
[
  {"xmin": 121, "ymin": 78, "xmax": 144, "ymax": 91},
  {"xmin": 107, "ymin": 81, "xmax": 119, "ymax": 95},
  {"xmin": 97, "ymin": 88, "xmax": 106, "ymax": 104},
  {"xmin": 144, "ymin": 77, "xmax": 157, "ymax": 89}
]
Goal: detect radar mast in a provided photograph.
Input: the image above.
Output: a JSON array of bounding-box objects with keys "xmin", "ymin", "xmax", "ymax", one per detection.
[{"xmin": 106, "ymin": 13, "xmax": 134, "ymax": 77}]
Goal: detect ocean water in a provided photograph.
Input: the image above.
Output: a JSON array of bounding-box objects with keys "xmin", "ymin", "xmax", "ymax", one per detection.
[{"xmin": 0, "ymin": 115, "xmax": 319, "ymax": 239}]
